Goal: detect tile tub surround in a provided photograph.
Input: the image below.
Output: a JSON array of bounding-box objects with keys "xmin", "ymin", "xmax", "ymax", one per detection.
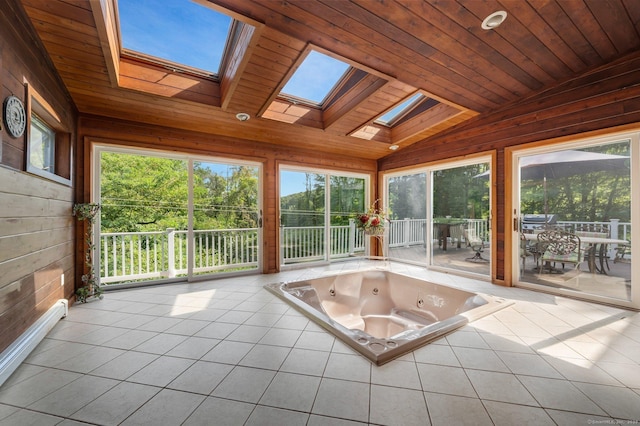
[{"xmin": 0, "ymin": 261, "xmax": 637, "ymax": 425}]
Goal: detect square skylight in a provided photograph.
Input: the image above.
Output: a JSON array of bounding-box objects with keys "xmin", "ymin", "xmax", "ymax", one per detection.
[
  {"xmin": 280, "ymin": 50, "xmax": 351, "ymax": 106},
  {"xmin": 119, "ymin": 0, "xmax": 233, "ymax": 76},
  {"xmin": 375, "ymin": 93, "xmax": 425, "ymax": 126}
]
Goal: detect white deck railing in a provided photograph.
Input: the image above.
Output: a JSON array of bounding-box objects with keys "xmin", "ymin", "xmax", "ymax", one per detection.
[{"xmin": 98, "ymin": 218, "xmax": 629, "ymax": 284}]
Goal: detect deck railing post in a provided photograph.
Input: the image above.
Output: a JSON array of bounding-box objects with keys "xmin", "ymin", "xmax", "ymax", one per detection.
[
  {"xmin": 609, "ymin": 219, "xmax": 620, "ymax": 259},
  {"xmin": 348, "ymin": 219, "xmax": 356, "ymax": 255},
  {"xmin": 167, "ymin": 228, "xmax": 176, "ymax": 278},
  {"xmin": 403, "ymin": 218, "xmax": 411, "ymax": 247}
]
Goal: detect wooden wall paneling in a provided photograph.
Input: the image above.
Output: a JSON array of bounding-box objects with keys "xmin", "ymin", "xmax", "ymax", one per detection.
[{"xmin": 1, "ymin": 0, "xmax": 77, "ymax": 354}]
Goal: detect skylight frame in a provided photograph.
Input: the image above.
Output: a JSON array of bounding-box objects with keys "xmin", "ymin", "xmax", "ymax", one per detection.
[
  {"xmin": 375, "ymin": 92, "xmax": 426, "ymax": 127},
  {"xmin": 279, "ymin": 50, "xmax": 353, "ymax": 108},
  {"xmin": 117, "ymin": 0, "xmax": 235, "ymax": 79}
]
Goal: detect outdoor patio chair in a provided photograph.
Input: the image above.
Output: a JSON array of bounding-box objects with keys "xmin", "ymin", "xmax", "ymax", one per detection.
[
  {"xmin": 464, "ymin": 227, "xmax": 487, "ymax": 263},
  {"xmin": 537, "ymin": 230, "xmax": 582, "ymax": 274},
  {"xmin": 520, "ymin": 232, "xmax": 534, "ymax": 271},
  {"xmin": 614, "ymin": 242, "xmax": 631, "ymax": 264}
]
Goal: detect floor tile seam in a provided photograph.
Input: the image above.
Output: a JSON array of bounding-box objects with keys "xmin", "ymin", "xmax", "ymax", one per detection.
[
  {"xmin": 0, "ymin": 405, "xmax": 71, "ymax": 424},
  {"xmin": 513, "ymin": 373, "xmax": 614, "ymax": 417},
  {"xmin": 493, "ymin": 349, "xmax": 566, "ymax": 378},
  {"xmin": 21, "ymin": 370, "xmax": 123, "ymax": 419}
]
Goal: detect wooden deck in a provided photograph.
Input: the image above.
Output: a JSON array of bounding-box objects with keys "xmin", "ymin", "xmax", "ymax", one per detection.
[{"xmin": 388, "ymin": 243, "xmax": 631, "ymax": 302}]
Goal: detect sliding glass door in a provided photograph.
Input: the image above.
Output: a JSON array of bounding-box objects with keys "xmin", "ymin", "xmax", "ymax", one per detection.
[
  {"xmin": 95, "ymin": 146, "xmax": 261, "ymax": 286},
  {"xmin": 190, "ymin": 160, "xmax": 261, "ymax": 278},
  {"xmin": 514, "ymin": 134, "xmax": 637, "ymax": 308},
  {"xmin": 384, "ymin": 156, "xmax": 492, "ymax": 278},
  {"xmin": 279, "ymin": 167, "xmax": 366, "ymax": 266}
]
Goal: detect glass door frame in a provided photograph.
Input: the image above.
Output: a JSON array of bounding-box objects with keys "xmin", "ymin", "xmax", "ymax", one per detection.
[
  {"xmin": 278, "ymin": 164, "xmax": 370, "ymax": 269},
  {"xmin": 508, "ymin": 131, "xmax": 639, "ymax": 309},
  {"xmin": 92, "ymin": 143, "xmax": 263, "ymax": 287},
  {"xmin": 382, "ymin": 152, "xmax": 496, "ymax": 280}
]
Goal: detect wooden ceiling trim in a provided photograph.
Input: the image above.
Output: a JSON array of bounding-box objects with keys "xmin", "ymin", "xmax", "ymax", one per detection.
[
  {"xmin": 391, "ymin": 103, "xmax": 464, "ymax": 144},
  {"xmin": 323, "ymin": 75, "xmax": 388, "ymax": 130},
  {"xmin": 220, "ymin": 22, "xmax": 263, "ymax": 111},
  {"xmin": 90, "ymin": 0, "xmax": 119, "ymax": 87},
  {"xmin": 350, "ymin": 124, "xmax": 391, "ymax": 143},
  {"xmin": 261, "ymin": 100, "xmax": 323, "ymax": 129},
  {"xmin": 213, "ymin": 0, "xmax": 497, "ymax": 112},
  {"xmin": 621, "ymin": 0, "xmax": 640, "ymax": 34},
  {"xmin": 361, "ymin": 0, "xmax": 531, "ymax": 99},
  {"xmin": 118, "ymin": 59, "xmax": 221, "ymax": 106}
]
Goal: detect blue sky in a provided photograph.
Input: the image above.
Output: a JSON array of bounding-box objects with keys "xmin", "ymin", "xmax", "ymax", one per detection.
[
  {"xmin": 119, "ymin": 0, "xmax": 232, "ymax": 74},
  {"xmin": 281, "ymin": 51, "xmax": 350, "ymax": 104}
]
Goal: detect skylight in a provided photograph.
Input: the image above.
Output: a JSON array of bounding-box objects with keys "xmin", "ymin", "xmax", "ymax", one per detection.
[
  {"xmin": 375, "ymin": 93, "xmax": 425, "ymax": 126},
  {"xmin": 119, "ymin": 0, "xmax": 233, "ymax": 76},
  {"xmin": 280, "ymin": 51, "xmax": 351, "ymax": 106}
]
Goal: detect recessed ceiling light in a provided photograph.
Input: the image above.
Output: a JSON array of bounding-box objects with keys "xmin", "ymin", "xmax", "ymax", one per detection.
[
  {"xmin": 482, "ymin": 11, "xmax": 507, "ymax": 30},
  {"xmin": 235, "ymin": 112, "xmax": 250, "ymax": 121},
  {"xmin": 389, "ymin": 145, "xmax": 399, "ymax": 151}
]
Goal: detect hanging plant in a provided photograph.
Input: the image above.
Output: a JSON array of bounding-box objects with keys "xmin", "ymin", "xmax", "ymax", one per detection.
[
  {"xmin": 355, "ymin": 199, "xmax": 390, "ymax": 236},
  {"xmin": 73, "ymin": 203, "xmax": 103, "ymax": 303}
]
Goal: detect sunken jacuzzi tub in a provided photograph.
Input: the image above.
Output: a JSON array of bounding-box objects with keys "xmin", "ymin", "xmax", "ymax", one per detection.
[{"xmin": 265, "ymin": 270, "xmax": 513, "ymax": 365}]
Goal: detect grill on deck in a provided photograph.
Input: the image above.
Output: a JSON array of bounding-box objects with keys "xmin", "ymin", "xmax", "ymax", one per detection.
[{"xmin": 522, "ymin": 214, "xmax": 557, "ymax": 231}]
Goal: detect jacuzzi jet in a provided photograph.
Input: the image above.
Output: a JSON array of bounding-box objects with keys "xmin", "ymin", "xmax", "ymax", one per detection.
[
  {"xmin": 387, "ymin": 341, "xmax": 398, "ymax": 348},
  {"xmin": 417, "ymin": 298, "xmax": 424, "ymax": 308},
  {"xmin": 356, "ymin": 337, "xmax": 368, "ymax": 345},
  {"xmin": 329, "ymin": 287, "xmax": 336, "ymax": 296},
  {"xmin": 372, "ymin": 288, "xmax": 379, "ymax": 295}
]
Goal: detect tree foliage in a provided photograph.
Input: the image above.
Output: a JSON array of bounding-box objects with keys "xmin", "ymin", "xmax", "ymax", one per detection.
[{"xmin": 100, "ymin": 152, "xmax": 259, "ymax": 232}]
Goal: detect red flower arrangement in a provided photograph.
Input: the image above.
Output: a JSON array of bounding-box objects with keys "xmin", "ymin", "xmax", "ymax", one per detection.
[{"xmin": 356, "ymin": 200, "xmax": 389, "ymax": 236}]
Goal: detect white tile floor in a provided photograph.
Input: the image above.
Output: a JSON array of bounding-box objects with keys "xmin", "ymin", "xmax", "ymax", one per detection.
[{"xmin": 1, "ymin": 260, "xmax": 639, "ymax": 425}]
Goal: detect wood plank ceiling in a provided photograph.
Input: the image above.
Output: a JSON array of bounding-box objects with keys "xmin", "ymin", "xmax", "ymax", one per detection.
[{"xmin": 19, "ymin": 0, "xmax": 640, "ymax": 160}]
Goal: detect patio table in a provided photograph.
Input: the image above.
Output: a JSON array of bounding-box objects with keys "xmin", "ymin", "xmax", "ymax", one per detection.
[
  {"xmin": 434, "ymin": 220, "xmax": 465, "ymax": 251},
  {"xmin": 523, "ymin": 233, "xmax": 628, "ymax": 274}
]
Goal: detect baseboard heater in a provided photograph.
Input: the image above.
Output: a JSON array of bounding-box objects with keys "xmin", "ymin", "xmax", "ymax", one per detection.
[{"xmin": 0, "ymin": 299, "xmax": 68, "ymax": 387}]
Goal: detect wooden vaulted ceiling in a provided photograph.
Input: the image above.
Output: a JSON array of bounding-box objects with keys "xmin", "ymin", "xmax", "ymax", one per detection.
[{"xmin": 20, "ymin": 0, "xmax": 640, "ymax": 160}]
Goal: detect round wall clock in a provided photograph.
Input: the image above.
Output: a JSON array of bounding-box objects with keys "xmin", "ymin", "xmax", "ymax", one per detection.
[{"xmin": 4, "ymin": 95, "xmax": 26, "ymax": 138}]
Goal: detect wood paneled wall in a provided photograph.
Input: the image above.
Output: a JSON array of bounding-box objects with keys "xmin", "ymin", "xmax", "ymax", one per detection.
[
  {"xmin": 379, "ymin": 50, "xmax": 640, "ymax": 281},
  {"xmin": 76, "ymin": 115, "xmax": 377, "ymax": 274},
  {"xmin": 0, "ymin": 0, "xmax": 77, "ymax": 353}
]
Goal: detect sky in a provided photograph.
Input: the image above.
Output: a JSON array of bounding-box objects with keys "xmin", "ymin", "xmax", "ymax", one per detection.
[
  {"xmin": 281, "ymin": 50, "xmax": 351, "ymax": 104},
  {"xmin": 119, "ymin": 0, "xmax": 232, "ymax": 74}
]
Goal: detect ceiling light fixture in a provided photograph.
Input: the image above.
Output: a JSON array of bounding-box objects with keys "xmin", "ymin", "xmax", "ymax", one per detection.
[
  {"xmin": 235, "ymin": 112, "xmax": 250, "ymax": 121},
  {"xmin": 389, "ymin": 145, "xmax": 399, "ymax": 151},
  {"xmin": 482, "ymin": 11, "xmax": 507, "ymax": 30}
]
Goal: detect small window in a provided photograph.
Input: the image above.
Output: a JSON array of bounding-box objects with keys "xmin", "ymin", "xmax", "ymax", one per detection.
[
  {"xmin": 25, "ymin": 83, "xmax": 72, "ymax": 186},
  {"xmin": 29, "ymin": 114, "xmax": 55, "ymax": 173}
]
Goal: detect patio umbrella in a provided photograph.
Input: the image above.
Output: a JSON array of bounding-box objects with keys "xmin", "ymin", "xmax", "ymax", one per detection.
[{"xmin": 475, "ymin": 149, "xmax": 630, "ymax": 218}]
